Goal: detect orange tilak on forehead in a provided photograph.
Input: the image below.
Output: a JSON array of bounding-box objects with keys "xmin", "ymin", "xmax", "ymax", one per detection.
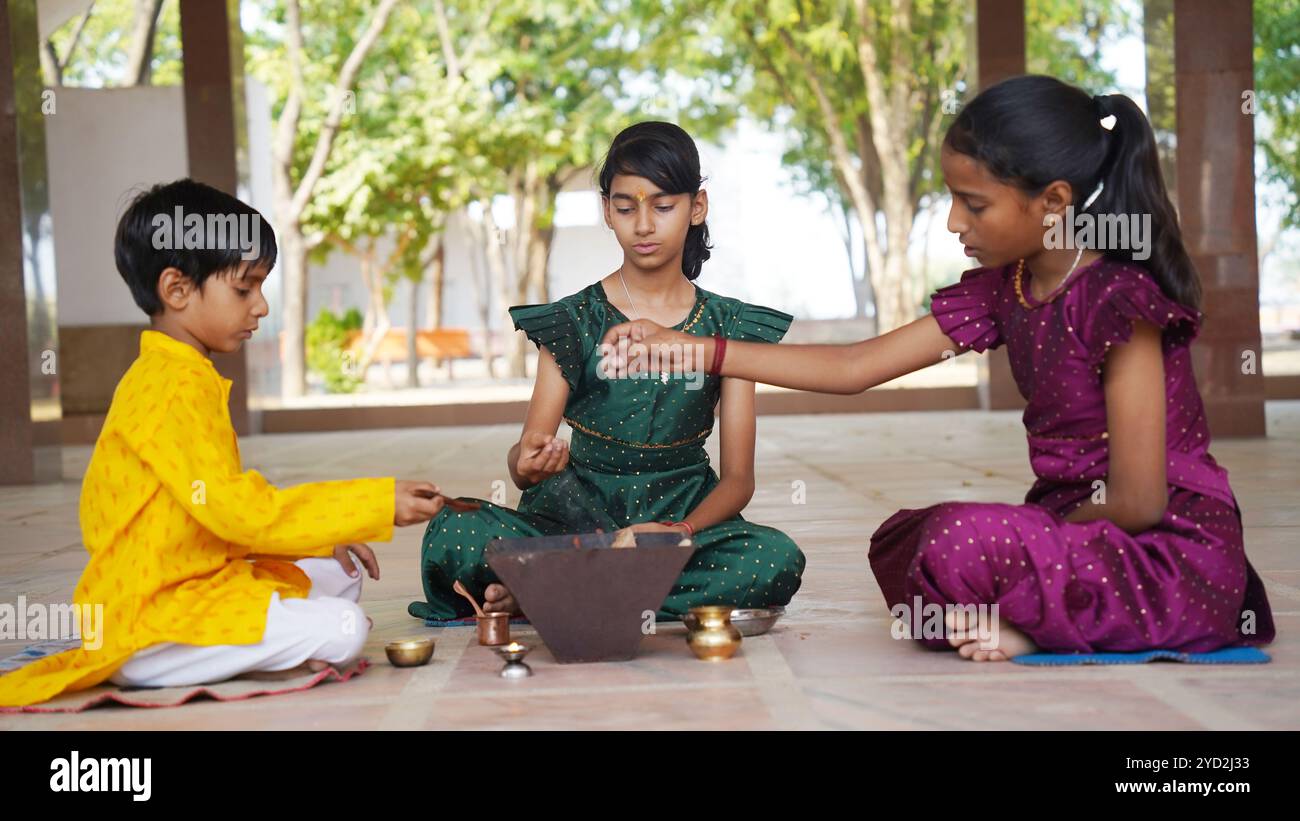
[{"xmin": 634, "ymin": 189, "xmax": 647, "ymax": 204}]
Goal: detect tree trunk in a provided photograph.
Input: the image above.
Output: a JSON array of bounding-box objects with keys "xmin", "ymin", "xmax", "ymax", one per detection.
[
  {"xmin": 406, "ymin": 277, "xmax": 420, "ymax": 388},
  {"xmin": 40, "ymin": 41, "xmax": 61, "ymax": 87},
  {"xmin": 1143, "ymin": 0, "xmax": 1177, "ymax": 202},
  {"xmin": 482, "ymin": 200, "xmax": 522, "ymax": 378},
  {"xmin": 272, "ymin": 0, "xmax": 400, "ymax": 397},
  {"xmin": 356, "ymin": 244, "xmax": 391, "ymax": 379},
  {"xmin": 836, "ymin": 198, "xmax": 876, "ymax": 325},
  {"xmin": 124, "ymin": 0, "xmax": 164, "ymax": 85},
  {"xmin": 855, "ymin": 242, "xmax": 878, "ymax": 336},
  {"xmin": 917, "ymin": 199, "xmax": 939, "ymax": 310},
  {"xmin": 501, "ymin": 168, "xmax": 558, "ymax": 376},
  {"xmin": 41, "ymin": 0, "xmax": 95, "ymax": 87},
  {"xmin": 425, "ymin": 236, "xmax": 445, "ymax": 375},
  {"xmin": 278, "ymin": 225, "xmax": 307, "ymax": 397},
  {"xmin": 525, "ymin": 219, "xmax": 554, "ymax": 306},
  {"xmin": 869, "ymin": 129, "xmax": 919, "ymax": 329},
  {"xmin": 426, "ymin": 236, "xmax": 444, "ymax": 331}
]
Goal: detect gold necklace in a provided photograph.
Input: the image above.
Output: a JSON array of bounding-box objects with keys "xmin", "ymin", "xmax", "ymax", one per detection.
[
  {"xmin": 1012, "ymin": 259, "xmax": 1033, "ymax": 309},
  {"xmin": 1014, "ymin": 247, "xmax": 1086, "ymax": 310}
]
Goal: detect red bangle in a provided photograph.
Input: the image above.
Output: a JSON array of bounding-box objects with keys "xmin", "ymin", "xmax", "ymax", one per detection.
[
  {"xmin": 708, "ymin": 335, "xmax": 727, "ymax": 376},
  {"xmin": 660, "ymin": 520, "xmax": 695, "ymax": 538}
]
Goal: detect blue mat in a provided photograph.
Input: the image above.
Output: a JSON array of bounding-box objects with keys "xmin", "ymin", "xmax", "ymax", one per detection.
[{"xmin": 1012, "ymin": 646, "xmax": 1270, "ymax": 666}]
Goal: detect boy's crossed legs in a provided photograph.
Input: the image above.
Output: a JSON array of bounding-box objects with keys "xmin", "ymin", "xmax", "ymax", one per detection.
[{"xmin": 109, "ymin": 557, "xmax": 369, "ymax": 688}]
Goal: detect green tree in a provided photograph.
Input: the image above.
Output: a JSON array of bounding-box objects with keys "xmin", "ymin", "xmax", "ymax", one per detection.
[
  {"xmin": 41, "ymin": 0, "xmax": 179, "ymax": 87},
  {"xmin": 457, "ymin": 0, "xmax": 711, "ymax": 376},
  {"xmin": 701, "ymin": 0, "xmax": 968, "ymax": 331},
  {"xmin": 300, "ymin": 1, "xmax": 489, "ymax": 386},
  {"xmin": 248, "ymin": 0, "xmax": 402, "ymax": 397},
  {"xmin": 1256, "ymin": 0, "xmax": 1300, "ymax": 233},
  {"xmin": 1025, "ymin": 0, "xmax": 1130, "ymax": 87},
  {"xmin": 677, "ymin": 0, "xmax": 1131, "ymax": 330}
]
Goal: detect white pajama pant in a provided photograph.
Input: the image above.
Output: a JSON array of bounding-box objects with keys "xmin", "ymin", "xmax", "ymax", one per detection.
[{"xmin": 109, "ymin": 557, "xmax": 369, "ymax": 688}]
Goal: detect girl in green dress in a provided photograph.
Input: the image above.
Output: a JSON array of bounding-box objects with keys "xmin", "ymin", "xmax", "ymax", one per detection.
[{"xmin": 409, "ymin": 121, "xmax": 805, "ymax": 622}]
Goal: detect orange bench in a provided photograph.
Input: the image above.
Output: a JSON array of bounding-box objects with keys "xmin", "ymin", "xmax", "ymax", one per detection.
[{"xmin": 345, "ymin": 328, "xmax": 474, "ymax": 380}]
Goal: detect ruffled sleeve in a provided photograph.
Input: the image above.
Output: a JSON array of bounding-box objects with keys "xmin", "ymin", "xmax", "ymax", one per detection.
[
  {"xmin": 1082, "ymin": 268, "xmax": 1200, "ymax": 366},
  {"xmin": 928, "ymin": 266, "xmax": 1006, "ymax": 353},
  {"xmin": 727, "ymin": 303, "xmax": 794, "ymax": 343},
  {"xmin": 508, "ymin": 302, "xmax": 584, "ymax": 391}
]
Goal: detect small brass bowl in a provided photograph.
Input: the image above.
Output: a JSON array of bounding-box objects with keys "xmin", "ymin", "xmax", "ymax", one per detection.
[{"xmin": 385, "ymin": 637, "xmax": 435, "ymax": 667}]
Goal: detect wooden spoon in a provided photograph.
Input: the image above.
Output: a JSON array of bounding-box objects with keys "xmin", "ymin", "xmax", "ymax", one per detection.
[
  {"xmin": 438, "ymin": 493, "xmax": 481, "ymax": 512},
  {"xmin": 452, "ymin": 580, "xmax": 486, "ymax": 618}
]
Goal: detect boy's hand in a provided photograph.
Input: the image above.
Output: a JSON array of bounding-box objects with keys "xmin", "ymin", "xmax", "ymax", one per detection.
[
  {"xmin": 333, "ymin": 543, "xmax": 380, "ymax": 580},
  {"xmin": 395, "ymin": 480, "xmax": 445, "ymax": 526},
  {"xmin": 516, "ymin": 431, "xmax": 569, "ymax": 485}
]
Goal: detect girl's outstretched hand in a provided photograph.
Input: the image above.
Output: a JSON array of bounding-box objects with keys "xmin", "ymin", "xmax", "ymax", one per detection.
[
  {"xmin": 515, "ymin": 431, "xmax": 570, "ymax": 485},
  {"xmin": 598, "ymin": 319, "xmax": 712, "ymax": 378}
]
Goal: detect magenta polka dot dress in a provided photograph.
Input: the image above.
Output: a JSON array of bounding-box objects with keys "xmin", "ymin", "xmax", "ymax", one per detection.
[{"xmin": 868, "ymin": 258, "xmax": 1276, "ymax": 653}]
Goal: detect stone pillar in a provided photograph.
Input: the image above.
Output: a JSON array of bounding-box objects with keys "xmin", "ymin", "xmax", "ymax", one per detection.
[
  {"xmin": 0, "ymin": 0, "xmax": 61, "ymax": 485},
  {"xmin": 180, "ymin": 0, "xmax": 253, "ymax": 434},
  {"xmin": 1173, "ymin": 0, "xmax": 1266, "ymax": 437},
  {"xmin": 971, "ymin": 0, "xmax": 1027, "ymax": 411}
]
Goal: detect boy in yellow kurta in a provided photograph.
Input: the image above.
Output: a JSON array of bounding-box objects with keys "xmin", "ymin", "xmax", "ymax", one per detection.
[{"xmin": 0, "ymin": 179, "xmax": 445, "ymax": 707}]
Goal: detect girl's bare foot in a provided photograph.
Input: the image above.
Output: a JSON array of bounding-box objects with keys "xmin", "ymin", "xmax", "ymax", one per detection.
[
  {"xmin": 944, "ymin": 608, "xmax": 1037, "ymax": 662},
  {"xmin": 483, "ymin": 583, "xmax": 521, "ymax": 615},
  {"xmin": 306, "ymin": 659, "xmax": 331, "ymax": 673}
]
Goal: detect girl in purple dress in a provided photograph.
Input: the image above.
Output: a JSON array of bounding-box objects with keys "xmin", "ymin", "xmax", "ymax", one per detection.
[{"xmin": 599, "ymin": 75, "xmax": 1276, "ymax": 661}]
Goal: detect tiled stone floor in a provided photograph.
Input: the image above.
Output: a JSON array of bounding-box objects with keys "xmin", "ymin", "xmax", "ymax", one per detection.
[{"xmin": 2, "ymin": 404, "xmax": 1297, "ymax": 730}]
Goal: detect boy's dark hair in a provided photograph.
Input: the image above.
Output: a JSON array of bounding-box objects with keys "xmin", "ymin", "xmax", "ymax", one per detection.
[
  {"xmin": 945, "ymin": 74, "xmax": 1201, "ymax": 310},
  {"xmin": 597, "ymin": 121, "xmax": 712, "ymax": 280},
  {"xmin": 113, "ymin": 178, "xmax": 278, "ymax": 315}
]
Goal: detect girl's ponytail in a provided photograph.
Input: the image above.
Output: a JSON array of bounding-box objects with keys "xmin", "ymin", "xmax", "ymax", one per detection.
[
  {"xmin": 681, "ymin": 221, "xmax": 712, "ymax": 281},
  {"xmin": 945, "ymin": 75, "xmax": 1202, "ymax": 311},
  {"xmin": 1089, "ymin": 93, "xmax": 1201, "ymax": 310}
]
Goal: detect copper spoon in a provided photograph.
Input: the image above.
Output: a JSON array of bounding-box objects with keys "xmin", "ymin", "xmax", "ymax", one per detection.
[
  {"xmin": 413, "ymin": 486, "xmax": 481, "ymax": 512},
  {"xmin": 452, "ymin": 580, "xmax": 487, "ymax": 618},
  {"xmin": 437, "ymin": 492, "xmax": 481, "ymax": 512}
]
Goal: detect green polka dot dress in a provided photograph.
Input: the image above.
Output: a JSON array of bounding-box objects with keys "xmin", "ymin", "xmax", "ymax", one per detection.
[{"xmin": 408, "ymin": 281, "xmax": 806, "ymax": 621}]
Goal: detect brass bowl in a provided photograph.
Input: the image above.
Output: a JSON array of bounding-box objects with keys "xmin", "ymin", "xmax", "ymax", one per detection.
[{"xmin": 384, "ymin": 637, "xmax": 435, "ymax": 667}]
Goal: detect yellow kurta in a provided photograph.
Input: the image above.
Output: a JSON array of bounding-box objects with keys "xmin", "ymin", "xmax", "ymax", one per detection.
[{"xmin": 0, "ymin": 331, "xmax": 395, "ymax": 707}]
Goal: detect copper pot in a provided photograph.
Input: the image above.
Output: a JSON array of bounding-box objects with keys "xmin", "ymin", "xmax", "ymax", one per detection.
[{"xmin": 477, "ymin": 611, "xmax": 511, "ymax": 646}]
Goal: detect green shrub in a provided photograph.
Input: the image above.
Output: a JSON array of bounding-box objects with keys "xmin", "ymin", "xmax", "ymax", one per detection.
[{"xmin": 306, "ymin": 307, "xmax": 364, "ymax": 393}]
